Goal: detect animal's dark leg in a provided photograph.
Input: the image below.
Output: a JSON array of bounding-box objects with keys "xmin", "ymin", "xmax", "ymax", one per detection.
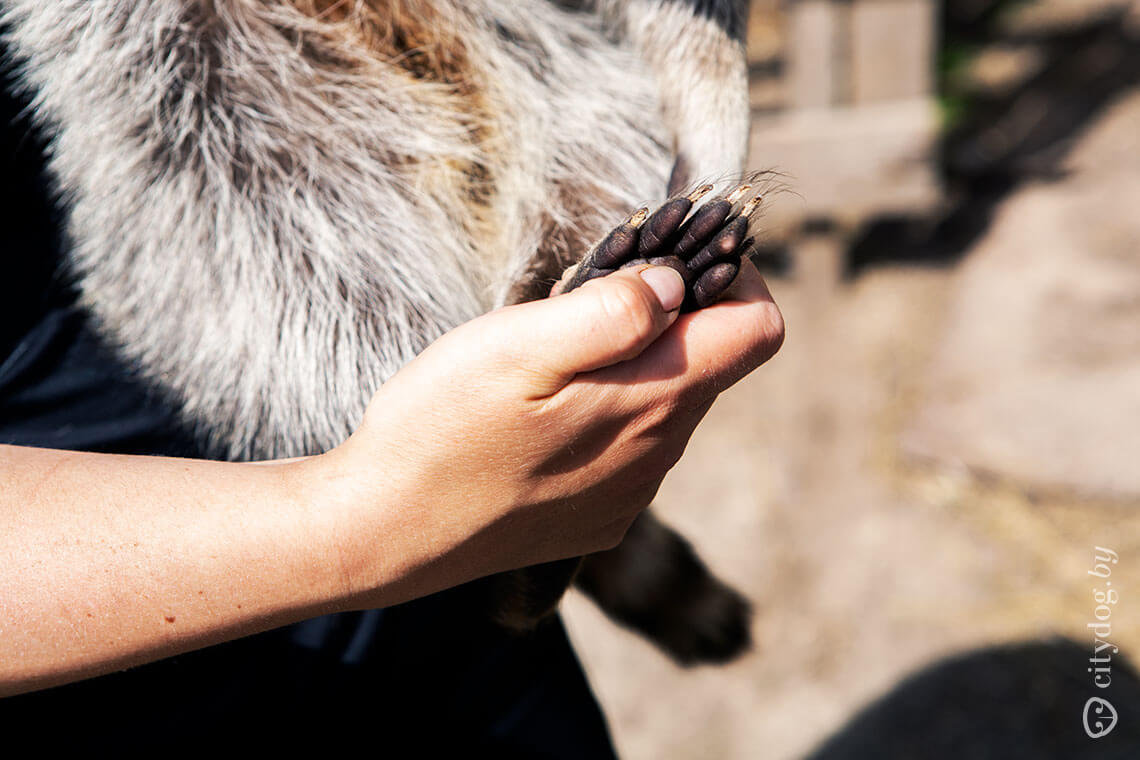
[
  {"xmin": 575, "ymin": 511, "xmax": 752, "ymax": 665},
  {"xmin": 470, "ymin": 557, "xmax": 585, "ymax": 633}
]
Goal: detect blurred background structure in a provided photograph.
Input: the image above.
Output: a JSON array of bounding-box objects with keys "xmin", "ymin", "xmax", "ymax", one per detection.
[
  {"xmin": 563, "ymin": 0, "xmax": 1140, "ymax": 756},
  {"xmin": 747, "ymin": 0, "xmax": 941, "ymax": 281}
]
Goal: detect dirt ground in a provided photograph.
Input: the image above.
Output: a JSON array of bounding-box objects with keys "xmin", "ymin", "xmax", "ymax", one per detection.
[{"xmin": 562, "ymin": 55, "xmax": 1140, "ymax": 760}]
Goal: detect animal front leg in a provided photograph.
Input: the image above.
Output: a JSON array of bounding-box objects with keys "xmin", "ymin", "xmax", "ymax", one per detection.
[
  {"xmin": 584, "ymin": 0, "xmax": 752, "ymax": 192},
  {"xmin": 559, "ymin": 182, "xmax": 762, "ymax": 311}
]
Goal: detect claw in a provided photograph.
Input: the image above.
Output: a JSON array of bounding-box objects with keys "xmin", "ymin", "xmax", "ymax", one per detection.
[
  {"xmin": 738, "ymin": 195, "xmax": 762, "ymax": 218},
  {"xmin": 725, "ymin": 184, "xmax": 752, "ymax": 205},
  {"xmin": 686, "ymin": 184, "xmax": 714, "ymax": 203}
]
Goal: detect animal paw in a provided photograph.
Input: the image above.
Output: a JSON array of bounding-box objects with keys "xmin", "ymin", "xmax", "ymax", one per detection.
[{"xmin": 559, "ymin": 182, "xmax": 762, "ymax": 311}]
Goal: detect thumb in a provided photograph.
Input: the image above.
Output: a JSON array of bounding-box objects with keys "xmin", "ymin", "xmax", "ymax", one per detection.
[{"xmin": 499, "ymin": 266, "xmax": 685, "ymax": 396}]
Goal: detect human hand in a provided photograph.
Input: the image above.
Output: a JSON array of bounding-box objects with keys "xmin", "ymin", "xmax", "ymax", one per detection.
[{"xmin": 315, "ymin": 261, "xmax": 784, "ymax": 608}]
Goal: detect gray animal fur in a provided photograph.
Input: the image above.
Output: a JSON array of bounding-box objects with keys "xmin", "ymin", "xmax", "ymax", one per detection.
[
  {"xmin": 2, "ymin": 0, "xmax": 753, "ymax": 657},
  {"xmin": 2, "ymin": 0, "xmax": 748, "ymax": 461}
]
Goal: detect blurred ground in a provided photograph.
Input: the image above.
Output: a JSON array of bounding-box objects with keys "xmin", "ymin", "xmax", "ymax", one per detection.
[{"xmin": 563, "ymin": 4, "xmax": 1140, "ymax": 756}]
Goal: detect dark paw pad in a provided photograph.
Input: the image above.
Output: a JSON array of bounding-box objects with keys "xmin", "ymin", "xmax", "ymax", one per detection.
[{"xmin": 562, "ymin": 183, "xmax": 763, "ymax": 311}]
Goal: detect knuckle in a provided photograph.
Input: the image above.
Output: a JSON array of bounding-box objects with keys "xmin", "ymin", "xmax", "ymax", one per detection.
[
  {"xmin": 759, "ymin": 302, "xmax": 786, "ymax": 356},
  {"xmin": 594, "ymin": 277, "xmax": 656, "ymax": 347},
  {"xmin": 746, "ymin": 301, "xmax": 785, "ymax": 359},
  {"xmin": 717, "ymin": 301, "xmax": 787, "ymax": 387}
]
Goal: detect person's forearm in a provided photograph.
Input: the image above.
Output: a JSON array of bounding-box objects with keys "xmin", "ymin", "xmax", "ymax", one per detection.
[
  {"xmin": 0, "ymin": 444, "xmax": 356, "ymax": 697},
  {"xmin": 0, "ymin": 264, "xmax": 784, "ymax": 698}
]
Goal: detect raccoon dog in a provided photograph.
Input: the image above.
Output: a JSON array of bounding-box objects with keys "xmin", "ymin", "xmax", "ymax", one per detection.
[{"xmin": 2, "ymin": 0, "xmax": 756, "ymax": 664}]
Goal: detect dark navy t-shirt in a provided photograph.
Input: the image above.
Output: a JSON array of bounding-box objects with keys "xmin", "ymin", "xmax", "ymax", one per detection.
[{"xmin": 0, "ymin": 59, "xmax": 614, "ymax": 757}]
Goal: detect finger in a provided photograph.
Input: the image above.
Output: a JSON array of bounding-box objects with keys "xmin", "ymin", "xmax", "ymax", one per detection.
[
  {"xmin": 661, "ymin": 261, "xmax": 785, "ymax": 393},
  {"xmin": 491, "ymin": 266, "xmax": 687, "ymax": 397},
  {"xmin": 576, "ymin": 259, "xmax": 784, "ymax": 400},
  {"xmin": 550, "ymin": 270, "xmax": 570, "ymax": 297},
  {"xmin": 719, "ymin": 255, "xmax": 774, "ymax": 305}
]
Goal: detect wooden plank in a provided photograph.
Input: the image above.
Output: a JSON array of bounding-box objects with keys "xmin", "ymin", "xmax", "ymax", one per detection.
[
  {"xmin": 787, "ymin": 0, "xmax": 842, "ymax": 108},
  {"xmin": 850, "ymin": 0, "xmax": 935, "ymax": 103}
]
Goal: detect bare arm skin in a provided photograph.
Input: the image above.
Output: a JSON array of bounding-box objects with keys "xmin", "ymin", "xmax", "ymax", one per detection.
[
  {"xmin": 0, "ymin": 446, "xmax": 334, "ymax": 696},
  {"xmin": 0, "ymin": 263, "xmax": 783, "ymax": 697}
]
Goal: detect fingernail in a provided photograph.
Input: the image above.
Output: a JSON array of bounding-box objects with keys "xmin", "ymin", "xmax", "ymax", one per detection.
[{"xmin": 639, "ymin": 266, "xmax": 685, "ymax": 312}]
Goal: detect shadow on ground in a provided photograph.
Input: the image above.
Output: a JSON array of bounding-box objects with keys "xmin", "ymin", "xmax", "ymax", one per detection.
[
  {"xmin": 807, "ymin": 639, "xmax": 1140, "ymax": 758},
  {"xmin": 847, "ymin": 3, "xmax": 1140, "ymax": 274}
]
